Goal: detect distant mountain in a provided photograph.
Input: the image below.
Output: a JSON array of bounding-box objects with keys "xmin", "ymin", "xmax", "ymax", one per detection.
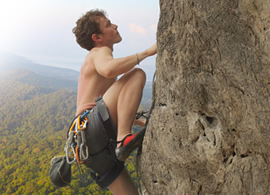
[
  {"xmin": 0, "ymin": 69, "xmax": 78, "ymax": 93},
  {"xmin": 0, "ymin": 51, "xmax": 80, "ymax": 81},
  {"xmin": 0, "ymin": 51, "xmax": 153, "ymax": 104}
]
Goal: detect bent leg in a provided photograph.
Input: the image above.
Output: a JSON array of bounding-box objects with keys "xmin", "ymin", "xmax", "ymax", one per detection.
[
  {"xmin": 108, "ymin": 168, "xmax": 139, "ymax": 195},
  {"xmin": 103, "ymin": 68, "xmax": 146, "ymax": 142}
]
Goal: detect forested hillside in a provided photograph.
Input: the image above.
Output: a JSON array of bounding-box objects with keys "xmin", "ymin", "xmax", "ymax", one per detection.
[
  {"xmin": 0, "ymin": 70, "xmax": 143, "ymax": 194},
  {"xmin": 0, "ymin": 51, "xmax": 80, "ymax": 81}
]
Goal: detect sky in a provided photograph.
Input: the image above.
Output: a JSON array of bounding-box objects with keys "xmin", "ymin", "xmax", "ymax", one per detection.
[{"xmin": 0, "ymin": 0, "xmax": 159, "ymax": 81}]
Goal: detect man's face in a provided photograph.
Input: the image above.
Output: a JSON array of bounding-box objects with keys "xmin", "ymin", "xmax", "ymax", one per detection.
[{"xmin": 98, "ymin": 16, "xmax": 122, "ymax": 46}]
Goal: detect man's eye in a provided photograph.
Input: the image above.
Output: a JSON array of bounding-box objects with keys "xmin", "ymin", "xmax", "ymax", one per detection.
[{"xmin": 107, "ymin": 21, "xmax": 112, "ymax": 27}]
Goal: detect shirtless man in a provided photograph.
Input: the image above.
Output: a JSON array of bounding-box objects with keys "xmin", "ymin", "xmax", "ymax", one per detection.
[{"xmin": 72, "ymin": 9, "xmax": 157, "ymax": 194}]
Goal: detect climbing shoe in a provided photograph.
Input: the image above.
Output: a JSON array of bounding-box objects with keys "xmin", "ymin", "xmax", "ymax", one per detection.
[{"xmin": 115, "ymin": 128, "xmax": 146, "ymax": 161}]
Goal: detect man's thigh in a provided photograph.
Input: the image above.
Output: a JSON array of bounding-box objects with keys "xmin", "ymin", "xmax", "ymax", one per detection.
[{"xmin": 103, "ymin": 69, "xmax": 139, "ymax": 126}]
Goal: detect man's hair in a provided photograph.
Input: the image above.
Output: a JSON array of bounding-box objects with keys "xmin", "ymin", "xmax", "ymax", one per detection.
[{"xmin": 72, "ymin": 9, "xmax": 107, "ymax": 51}]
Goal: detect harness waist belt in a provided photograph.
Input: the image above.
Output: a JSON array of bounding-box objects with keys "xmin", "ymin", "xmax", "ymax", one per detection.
[{"xmin": 95, "ymin": 96, "xmax": 116, "ymax": 141}]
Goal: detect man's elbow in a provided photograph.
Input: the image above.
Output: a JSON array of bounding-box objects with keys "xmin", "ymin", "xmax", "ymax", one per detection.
[{"xmin": 102, "ymin": 69, "xmax": 116, "ymax": 78}]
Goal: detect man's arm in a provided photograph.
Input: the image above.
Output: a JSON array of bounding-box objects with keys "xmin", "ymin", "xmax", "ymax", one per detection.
[{"xmin": 94, "ymin": 43, "xmax": 157, "ymax": 78}]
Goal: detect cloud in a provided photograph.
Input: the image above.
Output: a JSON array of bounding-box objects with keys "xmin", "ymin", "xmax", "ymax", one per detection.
[
  {"xmin": 150, "ymin": 24, "xmax": 157, "ymax": 32},
  {"xmin": 128, "ymin": 23, "xmax": 146, "ymax": 35}
]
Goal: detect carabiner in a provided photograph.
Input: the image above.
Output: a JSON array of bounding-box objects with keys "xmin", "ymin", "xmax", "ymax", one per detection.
[
  {"xmin": 80, "ymin": 143, "xmax": 89, "ymax": 161},
  {"xmin": 64, "ymin": 131, "xmax": 76, "ymax": 164},
  {"xmin": 64, "ymin": 145, "xmax": 76, "ymax": 164},
  {"xmin": 80, "ymin": 130, "xmax": 89, "ymax": 161}
]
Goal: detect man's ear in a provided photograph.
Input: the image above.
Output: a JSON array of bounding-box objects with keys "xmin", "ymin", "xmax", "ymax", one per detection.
[{"xmin": 92, "ymin": 34, "xmax": 101, "ymax": 42}]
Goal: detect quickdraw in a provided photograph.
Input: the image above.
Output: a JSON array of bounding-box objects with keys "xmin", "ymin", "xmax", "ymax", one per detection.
[{"xmin": 65, "ymin": 110, "xmax": 90, "ymax": 165}]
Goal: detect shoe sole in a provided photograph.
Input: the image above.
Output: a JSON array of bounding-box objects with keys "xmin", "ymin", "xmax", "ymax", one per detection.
[{"xmin": 115, "ymin": 128, "xmax": 146, "ymax": 161}]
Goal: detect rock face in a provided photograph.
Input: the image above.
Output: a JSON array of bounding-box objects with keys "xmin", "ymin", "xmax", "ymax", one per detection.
[{"xmin": 139, "ymin": 0, "xmax": 270, "ymax": 194}]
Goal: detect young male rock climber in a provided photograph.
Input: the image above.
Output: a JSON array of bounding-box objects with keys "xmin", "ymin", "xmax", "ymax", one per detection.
[{"xmin": 72, "ymin": 9, "xmax": 157, "ymax": 195}]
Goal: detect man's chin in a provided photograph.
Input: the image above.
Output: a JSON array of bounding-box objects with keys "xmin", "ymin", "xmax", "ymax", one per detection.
[{"xmin": 116, "ymin": 37, "xmax": 122, "ymax": 43}]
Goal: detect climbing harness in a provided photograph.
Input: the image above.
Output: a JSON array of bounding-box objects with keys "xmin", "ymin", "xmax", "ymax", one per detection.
[
  {"xmin": 61, "ymin": 97, "xmax": 124, "ymax": 188},
  {"xmin": 65, "ymin": 110, "xmax": 90, "ymax": 165}
]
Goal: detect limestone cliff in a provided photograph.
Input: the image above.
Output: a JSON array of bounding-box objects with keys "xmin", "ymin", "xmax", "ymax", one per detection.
[{"xmin": 139, "ymin": 0, "xmax": 270, "ymax": 194}]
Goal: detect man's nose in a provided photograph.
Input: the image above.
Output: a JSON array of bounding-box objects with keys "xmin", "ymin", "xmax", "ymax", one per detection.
[{"xmin": 113, "ymin": 24, "xmax": 118, "ymax": 29}]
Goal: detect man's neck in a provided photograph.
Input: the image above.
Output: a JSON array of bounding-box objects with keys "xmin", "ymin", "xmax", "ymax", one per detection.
[{"xmin": 95, "ymin": 43, "xmax": 114, "ymax": 51}]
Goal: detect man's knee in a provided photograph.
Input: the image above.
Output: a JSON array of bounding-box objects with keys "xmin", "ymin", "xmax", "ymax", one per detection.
[{"xmin": 131, "ymin": 68, "xmax": 146, "ymax": 85}]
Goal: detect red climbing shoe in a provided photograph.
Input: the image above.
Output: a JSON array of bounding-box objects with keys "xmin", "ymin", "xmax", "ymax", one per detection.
[{"xmin": 115, "ymin": 128, "xmax": 146, "ymax": 161}]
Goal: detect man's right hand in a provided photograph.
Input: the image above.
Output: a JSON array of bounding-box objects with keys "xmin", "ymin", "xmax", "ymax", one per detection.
[{"xmin": 146, "ymin": 43, "xmax": 157, "ymax": 57}]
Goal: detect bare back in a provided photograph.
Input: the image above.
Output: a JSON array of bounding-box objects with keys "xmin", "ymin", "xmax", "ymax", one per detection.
[{"xmin": 76, "ymin": 48, "xmax": 116, "ymax": 115}]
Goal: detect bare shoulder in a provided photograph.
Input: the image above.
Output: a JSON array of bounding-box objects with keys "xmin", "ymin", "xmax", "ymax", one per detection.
[{"xmin": 92, "ymin": 46, "xmax": 113, "ymax": 57}]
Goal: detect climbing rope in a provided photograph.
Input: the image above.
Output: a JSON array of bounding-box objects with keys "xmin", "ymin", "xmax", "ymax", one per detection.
[
  {"xmin": 135, "ymin": 71, "xmax": 156, "ymax": 126},
  {"xmin": 136, "ymin": 71, "xmax": 156, "ymax": 194}
]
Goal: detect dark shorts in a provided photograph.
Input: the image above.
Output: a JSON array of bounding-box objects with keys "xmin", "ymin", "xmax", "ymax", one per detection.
[{"xmin": 82, "ymin": 97, "xmax": 124, "ymax": 188}]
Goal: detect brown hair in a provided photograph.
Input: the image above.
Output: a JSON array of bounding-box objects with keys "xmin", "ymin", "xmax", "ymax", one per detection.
[{"xmin": 72, "ymin": 9, "xmax": 107, "ymax": 51}]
